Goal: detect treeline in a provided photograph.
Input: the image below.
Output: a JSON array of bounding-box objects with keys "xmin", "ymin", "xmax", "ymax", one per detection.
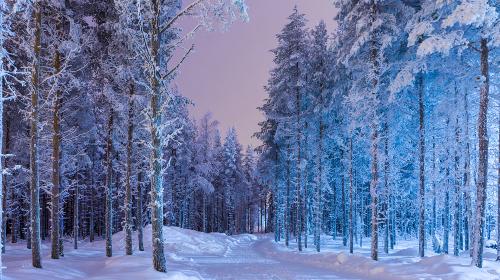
[
  {"xmin": 0, "ymin": 0, "xmax": 249, "ymax": 274},
  {"xmin": 256, "ymin": 0, "xmax": 499, "ymax": 268}
]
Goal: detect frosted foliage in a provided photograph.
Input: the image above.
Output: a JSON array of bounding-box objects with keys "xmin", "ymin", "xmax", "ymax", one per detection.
[
  {"xmin": 82, "ymin": 16, "xmax": 97, "ymax": 28},
  {"xmin": 417, "ymin": 31, "xmax": 465, "ymax": 57},
  {"xmin": 389, "ymin": 62, "xmax": 420, "ymax": 95},
  {"xmin": 408, "ymin": 21, "xmax": 434, "ymax": 47},
  {"xmin": 442, "ymin": 0, "xmax": 498, "ymax": 29},
  {"xmin": 487, "ymin": 23, "xmax": 500, "ymax": 47}
]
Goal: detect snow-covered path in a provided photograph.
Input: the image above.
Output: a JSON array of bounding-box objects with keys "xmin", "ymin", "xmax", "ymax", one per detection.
[
  {"xmin": 183, "ymin": 236, "xmax": 351, "ymax": 280},
  {"xmin": 4, "ymin": 226, "xmax": 500, "ymax": 280}
]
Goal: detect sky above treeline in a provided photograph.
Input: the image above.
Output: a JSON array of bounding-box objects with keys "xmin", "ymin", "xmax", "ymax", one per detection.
[{"xmin": 177, "ymin": 0, "xmax": 338, "ymax": 147}]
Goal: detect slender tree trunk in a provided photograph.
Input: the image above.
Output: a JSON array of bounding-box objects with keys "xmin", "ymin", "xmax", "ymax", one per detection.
[
  {"xmin": 137, "ymin": 168, "xmax": 144, "ymax": 252},
  {"xmin": 30, "ymin": 3, "xmax": 42, "ymax": 268},
  {"xmin": 431, "ymin": 137, "xmax": 438, "ymax": 252},
  {"xmin": 285, "ymin": 144, "xmax": 290, "ymax": 247},
  {"xmin": 463, "ymin": 91, "xmax": 472, "ymax": 253},
  {"xmin": 303, "ymin": 121, "xmax": 308, "ymax": 249},
  {"xmin": 105, "ymin": 110, "xmax": 113, "ymax": 258},
  {"xmin": 274, "ymin": 149, "xmax": 280, "ymax": 242},
  {"xmin": 349, "ymin": 137, "xmax": 354, "ymax": 254},
  {"xmin": 314, "ymin": 120, "xmax": 324, "ymax": 252},
  {"xmin": 89, "ymin": 140, "xmax": 96, "ymax": 243},
  {"xmin": 369, "ymin": 0, "xmax": 380, "ymax": 261},
  {"xmin": 1, "ymin": 109, "xmax": 8, "ymax": 254},
  {"xmin": 73, "ymin": 183, "xmax": 79, "ymax": 250},
  {"xmin": 51, "ymin": 50, "xmax": 62, "ymax": 259},
  {"xmin": 444, "ymin": 126, "xmax": 451, "ymax": 255},
  {"xmin": 383, "ymin": 123, "xmax": 389, "ymax": 255},
  {"xmin": 472, "ymin": 38, "xmax": 490, "ymax": 268},
  {"xmin": 150, "ymin": 0, "xmax": 167, "ymax": 271},
  {"xmin": 453, "ymin": 88, "xmax": 461, "ymax": 257},
  {"xmin": 0, "ymin": 3, "xmax": 5, "ymax": 274},
  {"xmin": 295, "ymin": 71, "xmax": 302, "ymax": 252},
  {"xmin": 124, "ymin": 83, "xmax": 134, "ymax": 256},
  {"xmin": 418, "ymin": 73, "xmax": 425, "ymax": 258},
  {"xmin": 370, "ymin": 125, "xmax": 379, "ymax": 261},
  {"xmin": 342, "ymin": 175, "xmax": 347, "ymax": 247},
  {"xmin": 6, "ymin": 119, "xmax": 15, "ymax": 246},
  {"xmin": 497, "ymin": 91, "xmax": 500, "ymax": 261}
]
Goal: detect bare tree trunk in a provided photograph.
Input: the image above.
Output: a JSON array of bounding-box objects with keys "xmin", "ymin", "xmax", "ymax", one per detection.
[
  {"xmin": 315, "ymin": 120, "xmax": 324, "ymax": 252},
  {"xmin": 453, "ymin": 88, "xmax": 461, "ymax": 257},
  {"xmin": 295, "ymin": 69, "xmax": 302, "ymax": 252},
  {"xmin": 497, "ymin": 91, "xmax": 500, "ymax": 261},
  {"xmin": 383, "ymin": 123, "xmax": 390, "ymax": 255},
  {"xmin": 1, "ymin": 110, "xmax": 9, "ymax": 254},
  {"xmin": 10, "ymin": 185, "xmax": 17, "ymax": 244},
  {"xmin": 369, "ymin": 0, "xmax": 380, "ymax": 261},
  {"xmin": 51, "ymin": 49, "xmax": 62, "ymax": 259},
  {"xmin": 370, "ymin": 124, "xmax": 379, "ymax": 261},
  {"xmin": 342, "ymin": 175, "xmax": 347, "ymax": 247},
  {"xmin": 285, "ymin": 144, "xmax": 290, "ymax": 247},
  {"xmin": 472, "ymin": 38, "xmax": 490, "ymax": 268},
  {"xmin": 124, "ymin": 83, "xmax": 134, "ymax": 256},
  {"xmin": 89, "ymin": 141, "xmax": 96, "ymax": 243},
  {"xmin": 463, "ymin": 91, "xmax": 472, "ymax": 254},
  {"xmin": 0, "ymin": 3, "xmax": 5, "ymax": 274},
  {"xmin": 30, "ymin": 3, "xmax": 42, "ymax": 268},
  {"xmin": 137, "ymin": 168, "xmax": 144, "ymax": 252},
  {"xmin": 418, "ymin": 73, "xmax": 425, "ymax": 258},
  {"xmin": 444, "ymin": 121, "xmax": 451, "ymax": 255},
  {"xmin": 349, "ymin": 137, "xmax": 354, "ymax": 254},
  {"xmin": 431, "ymin": 137, "xmax": 438, "ymax": 252},
  {"xmin": 303, "ymin": 121, "xmax": 308, "ymax": 249},
  {"xmin": 73, "ymin": 183, "xmax": 79, "ymax": 249},
  {"xmin": 105, "ymin": 110, "xmax": 114, "ymax": 258},
  {"xmin": 150, "ymin": 0, "xmax": 167, "ymax": 271}
]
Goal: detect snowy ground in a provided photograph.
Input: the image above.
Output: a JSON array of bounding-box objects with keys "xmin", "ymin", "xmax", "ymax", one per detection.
[{"xmin": 4, "ymin": 227, "xmax": 500, "ymax": 280}]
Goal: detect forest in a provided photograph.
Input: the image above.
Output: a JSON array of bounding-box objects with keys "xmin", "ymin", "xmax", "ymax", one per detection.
[{"xmin": 0, "ymin": 0, "xmax": 499, "ymax": 279}]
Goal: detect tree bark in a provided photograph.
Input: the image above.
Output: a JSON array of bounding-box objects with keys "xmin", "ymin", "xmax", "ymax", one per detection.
[
  {"xmin": 453, "ymin": 88, "xmax": 461, "ymax": 257},
  {"xmin": 30, "ymin": 3, "xmax": 42, "ymax": 268},
  {"xmin": 383, "ymin": 123, "xmax": 390, "ymax": 255},
  {"xmin": 125, "ymin": 83, "xmax": 134, "ymax": 256},
  {"xmin": 463, "ymin": 91, "xmax": 472, "ymax": 253},
  {"xmin": 295, "ymin": 63, "xmax": 302, "ymax": 252},
  {"xmin": 497, "ymin": 87, "xmax": 500, "ymax": 261},
  {"xmin": 73, "ymin": 183, "xmax": 79, "ymax": 250},
  {"xmin": 150, "ymin": 0, "xmax": 167, "ymax": 271},
  {"xmin": 51, "ymin": 50, "xmax": 62, "ymax": 259},
  {"xmin": 1, "ymin": 108, "xmax": 9, "ymax": 254},
  {"xmin": 105, "ymin": 109, "xmax": 114, "ymax": 258},
  {"xmin": 315, "ymin": 120, "xmax": 324, "ymax": 252},
  {"xmin": 472, "ymin": 38, "xmax": 490, "ymax": 268},
  {"xmin": 349, "ymin": 137, "xmax": 354, "ymax": 254},
  {"xmin": 418, "ymin": 73, "xmax": 425, "ymax": 258},
  {"xmin": 369, "ymin": 0, "xmax": 380, "ymax": 261}
]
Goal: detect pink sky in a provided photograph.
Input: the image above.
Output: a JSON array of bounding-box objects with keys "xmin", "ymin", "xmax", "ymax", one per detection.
[{"xmin": 176, "ymin": 0, "xmax": 338, "ymax": 147}]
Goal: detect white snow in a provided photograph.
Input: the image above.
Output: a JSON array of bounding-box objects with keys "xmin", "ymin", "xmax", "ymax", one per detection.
[
  {"xmin": 407, "ymin": 21, "xmax": 434, "ymax": 47},
  {"xmin": 442, "ymin": 0, "xmax": 498, "ymax": 29},
  {"xmin": 4, "ymin": 227, "xmax": 500, "ymax": 279},
  {"xmin": 417, "ymin": 31, "xmax": 466, "ymax": 57}
]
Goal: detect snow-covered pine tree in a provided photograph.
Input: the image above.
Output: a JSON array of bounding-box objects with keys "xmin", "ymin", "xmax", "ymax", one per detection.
[{"xmin": 307, "ymin": 21, "xmax": 329, "ymax": 253}]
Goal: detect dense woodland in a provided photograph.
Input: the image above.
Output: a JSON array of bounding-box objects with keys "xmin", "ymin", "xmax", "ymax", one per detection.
[
  {"xmin": 0, "ymin": 0, "xmax": 498, "ymax": 278},
  {"xmin": 256, "ymin": 0, "xmax": 499, "ymax": 270}
]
